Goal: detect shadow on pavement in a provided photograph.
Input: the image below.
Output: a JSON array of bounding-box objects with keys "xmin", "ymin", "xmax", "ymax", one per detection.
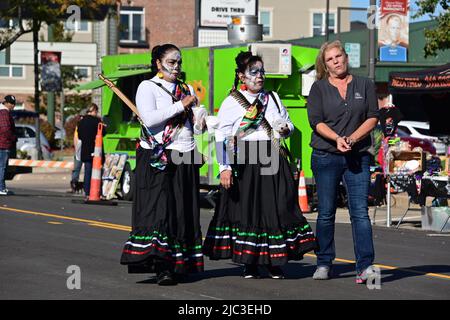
[{"xmin": 379, "ymin": 265, "xmax": 450, "ymax": 283}]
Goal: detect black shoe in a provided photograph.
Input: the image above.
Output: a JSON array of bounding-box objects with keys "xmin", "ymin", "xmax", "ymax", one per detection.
[
  {"xmin": 266, "ymin": 265, "xmax": 285, "ymax": 279},
  {"xmin": 157, "ymin": 270, "xmax": 178, "ymax": 286},
  {"xmin": 242, "ymin": 264, "xmax": 260, "ymax": 279}
]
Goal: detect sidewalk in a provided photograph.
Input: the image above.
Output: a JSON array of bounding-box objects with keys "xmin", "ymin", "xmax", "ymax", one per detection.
[
  {"xmin": 6, "ymin": 167, "xmax": 430, "ymax": 231},
  {"xmin": 8, "ymin": 167, "xmax": 77, "ymax": 195}
]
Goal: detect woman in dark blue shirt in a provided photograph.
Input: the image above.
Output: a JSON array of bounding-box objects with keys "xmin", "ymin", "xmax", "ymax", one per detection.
[{"xmin": 307, "ymin": 40, "xmax": 379, "ymax": 284}]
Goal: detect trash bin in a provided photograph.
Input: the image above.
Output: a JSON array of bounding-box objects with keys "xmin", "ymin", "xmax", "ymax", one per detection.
[{"xmin": 421, "ymin": 206, "xmax": 450, "ymax": 232}]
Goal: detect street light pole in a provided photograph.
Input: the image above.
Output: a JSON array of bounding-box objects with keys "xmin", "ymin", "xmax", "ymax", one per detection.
[{"xmin": 325, "ymin": 0, "xmax": 330, "ymax": 41}]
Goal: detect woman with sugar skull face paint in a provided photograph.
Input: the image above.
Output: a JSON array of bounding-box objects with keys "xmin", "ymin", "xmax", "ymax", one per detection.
[
  {"xmin": 203, "ymin": 51, "xmax": 317, "ymax": 279},
  {"xmin": 120, "ymin": 44, "xmax": 205, "ymax": 286}
]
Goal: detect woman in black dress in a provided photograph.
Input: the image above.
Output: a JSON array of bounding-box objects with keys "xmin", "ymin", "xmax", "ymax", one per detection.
[{"xmin": 203, "ymin": 51, "xmax": 317, "ymax": 279}]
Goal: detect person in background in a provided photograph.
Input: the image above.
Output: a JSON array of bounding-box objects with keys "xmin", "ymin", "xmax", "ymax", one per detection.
[
  {"xmin": 69, "ymin": 113, "xmax": 84, "ymax": 193},
  {"xmin": 307, "ymin": 40, "xmax": 379, "ymax": 284},
  {"xmin": 77, "ymin": 103, "xmax": 102, "ymax": 197},
  {"xmin": 0, "ymin": 95, "xmax": 17, "ymax": 196}
]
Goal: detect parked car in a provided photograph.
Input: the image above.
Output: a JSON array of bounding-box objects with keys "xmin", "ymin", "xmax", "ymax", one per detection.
[
  {"xmin": 396, "ymin": 127, "xmax": 437, "ymax": 155},
  {"xmin": 397, "ymin": 121, "xmax": 446, "ymax": 155},
  {"xmin": 15, "ymin": 123, "xmax": 53, "ymax": 160}
]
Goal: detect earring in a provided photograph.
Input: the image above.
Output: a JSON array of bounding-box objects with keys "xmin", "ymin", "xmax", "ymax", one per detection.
[
  {"xmin": 157, "ymin": 71, "xmax": 164, "ymax": 79},
  {"xmin": 240, "ymin": 84, "xmax": 247, "ymax": 91}
]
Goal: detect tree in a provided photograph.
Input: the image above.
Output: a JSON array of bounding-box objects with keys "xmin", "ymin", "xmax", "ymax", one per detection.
[
  {"xmin": 0, "ymin": 0, "xmax": 114, "ymax": 158},
  {"xmin": 0, "ymin": 0, "xmax": 114, "ymax": 51},
  {"xmin": 414, "ymin": 0, "xmax": 450, "ymax": 57}
]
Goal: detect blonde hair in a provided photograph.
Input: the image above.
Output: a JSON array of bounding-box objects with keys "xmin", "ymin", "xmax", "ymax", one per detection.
[{"xmin": 315, "ymin": 40, "xmax": 348, "ymax": 80}]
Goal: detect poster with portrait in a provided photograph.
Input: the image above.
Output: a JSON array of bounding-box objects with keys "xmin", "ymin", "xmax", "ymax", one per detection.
[
  {"xmin": 378, "ymin": 0, "xmax": 409, "ymax": 62},
  {"xmin": 102, "ymin": 153, "xmax": 128, "ymax": 200},
  {"xmin": 41, "ymin": 51, "xmax": 62, "ymax": 91}
]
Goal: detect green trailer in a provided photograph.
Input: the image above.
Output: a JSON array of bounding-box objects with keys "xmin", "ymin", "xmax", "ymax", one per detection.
[{"xmin": 76, "ymin": 43, "xmax": 319, "ymax": 201}]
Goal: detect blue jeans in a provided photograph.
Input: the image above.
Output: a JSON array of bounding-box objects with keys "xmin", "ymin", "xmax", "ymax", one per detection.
[
  {"xmin": 0, "ymin": 149, "xmax": 10, "ymax": 191},
  {"xmin": 71, "ymin": 156, "xmax": 83, "ymax": 182},
  {"xmin": 311, "ymin": 149, "xmax": 375, "ymax": 272},
  {"xmin": 83, "ymin": 160, "xmax": 93, "ymax": 196}
]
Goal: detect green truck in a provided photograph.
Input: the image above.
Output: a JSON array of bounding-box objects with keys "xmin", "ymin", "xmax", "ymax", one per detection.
[{"xmin": 77, "ymin": 43, "xmax": 319, "ymax": 201}]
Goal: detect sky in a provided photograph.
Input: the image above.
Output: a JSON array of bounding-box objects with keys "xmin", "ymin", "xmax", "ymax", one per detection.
[{"xmin": 350, "ymin": 0, "xmax": 443, "ymax": 22}]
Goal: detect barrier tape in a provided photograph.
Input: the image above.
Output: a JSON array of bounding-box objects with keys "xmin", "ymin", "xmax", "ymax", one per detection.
[{"xmin": 8, "ymin": 159, "xmax": 74, "ymax": 169}]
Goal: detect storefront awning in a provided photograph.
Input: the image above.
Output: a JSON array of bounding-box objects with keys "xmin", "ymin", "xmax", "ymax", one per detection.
[
  {"xmin": 74, "ymin": 68, "xmax": 151, "ymax": 91},
  {"xmin": 388, "ymin": 63, "xmax": 450, "ymax": 94}
]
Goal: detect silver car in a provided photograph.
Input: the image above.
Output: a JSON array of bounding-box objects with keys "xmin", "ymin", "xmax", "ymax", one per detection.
[{"xmin": 14, "ymin": 123, "xmax": 53, "ymax": 160}]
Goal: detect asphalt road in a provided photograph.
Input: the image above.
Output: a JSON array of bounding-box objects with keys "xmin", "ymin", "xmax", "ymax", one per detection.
[{"xmin": 1, "ymin": 188, "xmax": 449, "ymax": 301}]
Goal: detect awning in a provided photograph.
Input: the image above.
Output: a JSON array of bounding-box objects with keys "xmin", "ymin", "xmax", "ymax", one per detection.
[
  {"xmin": 74, "ymin": 68, "xmax": 151, "ymax": 91},
  {"xmin": 388, "ymin": 63, "xmax": 450, "ymax": 94}
]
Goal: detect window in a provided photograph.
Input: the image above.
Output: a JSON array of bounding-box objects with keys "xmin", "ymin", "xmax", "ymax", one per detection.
[
  {"xmin": 74, "ymin": 66, "xmax": 90, "ymax": 81},
  {"xmin": 0, "ymin": 18, "xmax": 19, "ymax": 29},
  {"xmin": 397, "ymin": 126, "xmax": 411, "ymax": 135},
  {"xmin": 259, "ymin": 9, "xmax": 273, "ymax": 38},
  {"xmin": 312, "ymin": 12, "xmax": 336, "ymax": 36},
  {"xmin": 120, "ymin": 7, "xmax": 145, "ymax": 43},
  {"xmin": 415, "ymin": 127, "xmax": 431, "ymax": 136},
  {"xmin": 0, "ymin": 51, "xmax": 24, "ymax": 78},
  {"xmin": 14, "ymin": 103, "xmax": 25, "ymax": 110},
  {"xmin": 64, "ymin": 20, "xmax": 90, "ymax": 32}
]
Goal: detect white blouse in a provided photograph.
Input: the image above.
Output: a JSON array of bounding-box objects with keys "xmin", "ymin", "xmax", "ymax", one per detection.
[
  {"xmin": 135, "ymin": 76, "xmax": 200, "ymax": 152},
  {"xmin": 215, "ymin": 90, "xmax": 294, "ymax": 173}
]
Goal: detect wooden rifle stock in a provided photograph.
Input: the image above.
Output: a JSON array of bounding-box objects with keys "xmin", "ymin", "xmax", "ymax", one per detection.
[{"xmin": 98, "ymin": 74, "xmax": 141, "ymax": 118}]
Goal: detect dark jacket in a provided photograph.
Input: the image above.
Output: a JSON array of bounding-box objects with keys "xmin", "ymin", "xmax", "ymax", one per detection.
[
  {"xmin": 0, "ymin": 105, "xmax": 16, "ymax": 150},
  {"xmin": 77, "ymin": 115, "xmax": 102, "ymax": 162}
]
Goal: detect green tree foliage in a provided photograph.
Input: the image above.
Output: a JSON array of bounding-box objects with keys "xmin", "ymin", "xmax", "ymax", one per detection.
[{"xmin": 414, "ymin": 0, "xmax": 450, "ymax": 57}]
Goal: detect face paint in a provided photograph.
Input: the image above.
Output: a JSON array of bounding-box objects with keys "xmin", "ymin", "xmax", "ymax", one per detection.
[
  {"xmin": 242, "ymin": 61, "xmax": 265, "ymax": 93},
  {"xmin": 160, "ymin": 50, "xmax": 182, "ymax": 81}
]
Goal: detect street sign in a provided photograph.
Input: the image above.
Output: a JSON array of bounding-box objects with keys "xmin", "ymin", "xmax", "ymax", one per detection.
[{"xmin": 345, "ymin": 42, "xmax": 361, "ymax": 68}]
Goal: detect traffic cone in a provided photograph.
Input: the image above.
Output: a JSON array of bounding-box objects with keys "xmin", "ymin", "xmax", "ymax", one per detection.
[
  {"xmin": 88, "ymin": 122, "xmax": 104, "ymax": 202},
  {"xmin": 298, "ymin": 170, "xmax": 311, "ymax": 213}
]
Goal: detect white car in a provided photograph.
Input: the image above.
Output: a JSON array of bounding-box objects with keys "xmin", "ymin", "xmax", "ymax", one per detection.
[
  {"xmin": 397, "ymin": 121, "xmax": 446, "ymax": 155},
  {"xmin": 15, "ymin": 123, "xmax": 53, "ymax": 160}
]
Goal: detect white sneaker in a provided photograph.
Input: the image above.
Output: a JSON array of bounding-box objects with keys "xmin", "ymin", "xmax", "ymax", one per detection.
[
  {"xmin": 356, "ymin": 265, "xmax": 377, "ymax": 284},
  {"xmin": 0, "ymin": 189, "xmax": 9, "ymax": 195},
  {"xmin": 313, "ymin": 266, "xmax": 332, "ymax": 280}
]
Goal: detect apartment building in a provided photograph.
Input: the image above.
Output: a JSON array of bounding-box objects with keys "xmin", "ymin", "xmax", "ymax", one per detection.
[{"xmin": 0, "ymin": 10, "xmax": 115, "ymax": 113}]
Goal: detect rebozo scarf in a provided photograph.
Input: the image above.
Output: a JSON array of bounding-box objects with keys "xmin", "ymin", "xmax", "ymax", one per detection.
[{"xmin": 141, "ymin": 80, "xmax": 193, "ymax": 170}]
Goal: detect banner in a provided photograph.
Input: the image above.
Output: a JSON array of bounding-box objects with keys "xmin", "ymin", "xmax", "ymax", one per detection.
[
  {"xmin": 378, "ymin": 0, "xmax": 409, "ymax": 62},
  {"xmin": 41, "ymin": 51, "xmax": 62, "ymax": 91},
  {"xmin": 388, "ymin": 63, "xmax": 450, "ymax": 93}
]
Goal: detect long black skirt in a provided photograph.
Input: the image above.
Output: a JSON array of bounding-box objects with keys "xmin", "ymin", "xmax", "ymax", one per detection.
[
  {"xmin": 203, "ymin": 140, "xmax": 317, "ymax": 266},
  {"xmin": 120, "ymin": 146, "xmax": 204, "ymax": 274}
]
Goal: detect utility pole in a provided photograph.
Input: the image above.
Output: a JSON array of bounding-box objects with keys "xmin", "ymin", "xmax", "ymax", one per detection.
[
  {"xmin": 368, "ymin": 0, "xmax": 376, "ymax": 81},
  {"xmin": 33, "ymin": 18, "xmax": 43, "ymax": 160},
  {"xmin": 47, "ymin": 24, "xmax": 55, "ymax": 127}
]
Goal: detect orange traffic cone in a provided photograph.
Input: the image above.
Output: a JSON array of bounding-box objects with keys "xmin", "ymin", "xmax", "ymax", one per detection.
[
  {"xmin": 88, "ymin": 123, "xmax": 104, "ymax": 202},
  {"xmin": 298, "ymin": 170, "xmax": 311, "ymax": 213}
]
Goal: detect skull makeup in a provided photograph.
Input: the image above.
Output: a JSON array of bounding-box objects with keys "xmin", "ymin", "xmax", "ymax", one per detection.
[
  {"xmin": 242, "ymin": 61, "xmax": 265, "ymax": 93},
  {"xmin": 159, "ymin": 50, "xmax": 182, "ymax": 82}
]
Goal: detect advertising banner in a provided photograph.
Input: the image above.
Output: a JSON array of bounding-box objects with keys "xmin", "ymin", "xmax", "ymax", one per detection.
[
  {"xmin": 41, "ymin": 51, "xmax": 62, "ymax": 91},
  {"xmin": 378, "ymin": 0, "xmax": 409, "ymax": 62}
]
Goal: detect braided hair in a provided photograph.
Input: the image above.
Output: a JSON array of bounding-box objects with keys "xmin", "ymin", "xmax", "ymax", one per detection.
[
  {"xmin": 150, "ymin": 43, "xmax": 180, "ymax": 78},
  {"xmin": 231, "ymin": 51, "xmax": 263, "ymax": 92}
]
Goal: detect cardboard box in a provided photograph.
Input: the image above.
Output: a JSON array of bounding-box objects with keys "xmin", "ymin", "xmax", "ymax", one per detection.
[{"xmin": 388, "ymin": 151, "xmax": 424, "ymax": 174}]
